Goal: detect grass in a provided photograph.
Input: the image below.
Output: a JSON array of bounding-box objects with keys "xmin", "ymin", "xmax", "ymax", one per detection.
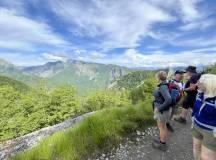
[{"xmin": 13, "ymin": 101, "xmax": 154, "ymax": 160}]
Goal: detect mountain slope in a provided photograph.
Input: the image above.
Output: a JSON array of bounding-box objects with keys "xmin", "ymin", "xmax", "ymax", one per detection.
[
  {"xmin": 21, "ymin": 61, "xmax": 65, "ymax": 78},
  {"xmin": 0, "ymin": 59, "xmax": 42, "ymax": 86},
  {"xmin": 0, "ymin": 75, "xmax": 29, "ymax": 92},
  {"xmin": 108, "ymin": 70, "xmax": 156, "ymax": 90},
  {"xmin": 22, "ymin": 60, "xmax": 131, "ymax": 93}
]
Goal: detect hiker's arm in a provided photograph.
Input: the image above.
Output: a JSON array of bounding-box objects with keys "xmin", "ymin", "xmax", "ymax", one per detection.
[
  {"xmin": 158, "ymin": 85, "xmax": 172, "ymax": 112},
  {"xmin": 184, "ymin": 83, "xmax": 197, "ymax": 91},
  {"xmin": 185, "ymin": 75, "xmax": 198, "ymax": 91}
]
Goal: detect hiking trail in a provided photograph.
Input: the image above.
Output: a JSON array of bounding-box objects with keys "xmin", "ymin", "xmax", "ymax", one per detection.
[{"xmin": 94, "ymin": 118, "xmax": 193, "ymax": 160}]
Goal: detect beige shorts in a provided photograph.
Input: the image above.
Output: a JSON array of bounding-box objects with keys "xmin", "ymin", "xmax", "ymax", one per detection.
[
  {"xmin": 154, "ymin": 108, "xmax": 172, "ymax": 123},
  {"xmin": 192, "ymin": 124, "xmax": 216, "ymax": 151}
]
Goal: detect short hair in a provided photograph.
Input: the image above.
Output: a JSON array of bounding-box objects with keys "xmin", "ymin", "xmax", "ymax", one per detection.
[
  {"xmin": 199, "ymin": 74, "xmax": 216, "ymax": 98},
  {"xmin": 156, "ymin": 71, "xmax": 167, "ymax": 81}
]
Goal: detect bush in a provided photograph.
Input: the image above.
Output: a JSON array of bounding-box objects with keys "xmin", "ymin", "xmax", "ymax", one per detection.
[
  {"xmin": 83, "ymin": 90, "xmax": 130, "ymax": 112},
  {"xmin": 130, "ymin": 77, "xmax": 157, "ymax": 104},
  {"xmin": 13, "ymin": 102, "xmax": 154, "ymax": 160},
  {"xmin": 0, "ymin": 85, "xmax": 81, "ymax": 141},
  {"xmin": 0, "ymin": 86, "xmax": 131, "ymax": 141}
]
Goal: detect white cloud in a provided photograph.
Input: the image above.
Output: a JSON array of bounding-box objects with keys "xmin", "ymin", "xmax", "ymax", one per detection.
[
  {"xmin": 47, "ymin": 0, "xmax": 211, "ymax": 50},
  {"xmin": 90, "ymin": 52, "xmax": 106, "ymax": 60},
  {"xmin": 49, "ymin": 0, "xmax": 175, "ymax": 49},
  {"xmin": 0, "ymin": 8, "xmax": 68, "ymax": 51},
  {"xmin": 107, "ymin": 48, "xmax": 216, "ymax": 68},
  {"xmin": 148, "ymin": 0, "xmax": 202, "ymax": 22},
  {"xmin": 179, "ymin": 19, "xmax": 215, "ymax": 31},
  {"xmin": 178, "ymin": 0, "xmax": 201, "ymax": 22},
  {"xmin": 42, "ymin": 53, "xmax": 69, "ymax": 62},
  {"xmin": 0, "ymin": 52, "xmax": 48, "ymax": 66},
  {"xmin": 174, "ymin": 36, "xmax": 216, "ymax": 47}
]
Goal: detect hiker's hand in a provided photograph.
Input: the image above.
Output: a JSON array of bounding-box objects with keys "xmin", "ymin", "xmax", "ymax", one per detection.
[{"xmin": 155, "ymin": 108, "xmax": 159, "ymax": 112}]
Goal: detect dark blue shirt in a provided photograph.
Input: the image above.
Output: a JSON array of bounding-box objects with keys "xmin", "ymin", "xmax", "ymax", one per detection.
[{"xmin": 185, "ymin": 73, "xmax": 200, "ymax": 97}]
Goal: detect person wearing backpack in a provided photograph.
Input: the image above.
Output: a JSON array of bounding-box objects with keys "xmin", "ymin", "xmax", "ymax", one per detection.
[
  {"xmin": 174, "ymin": 66, "xmax": 201, "ymax": 123},
  {"xmin": 166, "ymin": 70, "xmax": 185, "ymax": 132},
  {"xmin": 192, "ymin": 74, "xmax": 216, "ymax": 160},
  {"xmin": 152, "ymin": 71, "xmax": 172, "ymax": 151}
]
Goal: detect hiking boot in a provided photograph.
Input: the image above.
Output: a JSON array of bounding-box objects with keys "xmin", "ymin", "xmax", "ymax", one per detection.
[
  {"xmin": 174, "ymin": 116, "xmax": 186, "ymax": 124},
  {"xmin": 166, "ymin": 123, "xmax": 174, "ymax": 132},
  {"xmin": 153, "ymin": 137, "xmax": 160, "ymax": 143},
  {"xmin": 152, "ymin": 140, "xmax": 167, "ymax": 151}
]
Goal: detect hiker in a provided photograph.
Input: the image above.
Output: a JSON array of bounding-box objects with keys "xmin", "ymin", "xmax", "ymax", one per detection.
[
  {"xmin": 152, "ymin": 71, "xmax": 172, "ymax": 151},
  {"xmin": 174, "ymin": 66, "xmax": 200, "ymax": 123},
  {"xmin": 192, "ymin": 74, "xmax": 216, "ymax": 160},
  {"xmin": 166, "ymin": 70, "xmax": 185, "ymax": 132}
]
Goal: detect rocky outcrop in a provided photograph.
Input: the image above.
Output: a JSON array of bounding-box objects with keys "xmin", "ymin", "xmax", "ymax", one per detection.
[{"xmin": 0, "ymin": 112, "xmax": 94, "ymax": 160}]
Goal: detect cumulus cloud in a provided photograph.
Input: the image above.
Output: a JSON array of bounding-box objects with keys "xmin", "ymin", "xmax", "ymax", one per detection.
[{"xmin": 109, "ymin": 48, "xmax": 216, "ymax": 68}]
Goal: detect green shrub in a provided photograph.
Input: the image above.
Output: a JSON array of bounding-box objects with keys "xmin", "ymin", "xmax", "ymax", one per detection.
[
  {"xmin": 0, "ymin": 85, "xmax": 82, "ymax": 141},
  {"xmin": 83, "ymin": 90, "xmax": 130, "ymax": 112},
  {"xmin": 130, "ymin": 77, "xmax": 157, "ymax": 104},
  {"xmin": 13, "ymin": 103, "xmax": 154, "ymax": 160},
  {"xmin": 205, "ymin": 63, "xmax": 216, "ymax": 74}
]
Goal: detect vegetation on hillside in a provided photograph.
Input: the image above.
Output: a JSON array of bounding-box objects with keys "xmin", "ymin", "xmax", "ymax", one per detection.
[
  {"xmin": 13, "ymin": 102, "xmax": 154, "ymax": 160},
  {"xmin": 0, "ymin": 75, "xmax": 29, "ymax": 92},
  {"xmin": 130, "ymin": 77, "xmax": 157, "ymax": 104},
  {"xmin": 205, "ymin": 63, "xmax": 216, "ymax": 74},
  {"xmin": 0, "ymin": 85, "xmax": 130, "ymax": 141},
  {"xmin": 109, "ymin": 71, "xmax": 156, "ymax": 90},
  {"xmin": 0, "ymin": 67, "xmax": 157, "ymax": 159}
]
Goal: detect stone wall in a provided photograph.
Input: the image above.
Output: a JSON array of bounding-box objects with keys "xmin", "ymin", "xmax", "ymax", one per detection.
[{"xmin": 0, "ymin": 112, "xmax": 94, "ymax": 160}]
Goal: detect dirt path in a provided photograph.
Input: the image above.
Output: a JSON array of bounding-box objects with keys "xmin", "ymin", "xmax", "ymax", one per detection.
[{"xmin": 96, "ymin": 118, "xmax": 193, "ymax": 160}]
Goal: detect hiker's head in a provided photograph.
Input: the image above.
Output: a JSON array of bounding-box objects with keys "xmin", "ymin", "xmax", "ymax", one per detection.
[
  {"xmin": 198, "ymin": 74, "xmax": 216, "ymax": 98},
  {"xmin": 155, "ymin": 71, "xmax": 167, "ymax": 82},
  {"xmin": 174, "ymin": 70, "xmax": 185, "ymax": 81},
  {"xmin": 186, "ymin": 66, "xmax": 197, "ymax": 76}
]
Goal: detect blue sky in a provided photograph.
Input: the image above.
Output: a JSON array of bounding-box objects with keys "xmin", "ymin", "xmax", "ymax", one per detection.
[{"xmin": 0, "ymin": 0, "xmax": 216, "ymax": 68}]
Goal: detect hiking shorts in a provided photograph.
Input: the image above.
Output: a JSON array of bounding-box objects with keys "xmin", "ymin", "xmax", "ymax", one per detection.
[
  {"xmin": 182, "ymin": 95, "xmax": 196, "ymax": 109},
  {"xmin": 192, "ymin": 124, "xmax": 216, "ymax": 151},
  {"xmin": 154, "ymin": 108, "xmax": 172, "ymax": 123}
]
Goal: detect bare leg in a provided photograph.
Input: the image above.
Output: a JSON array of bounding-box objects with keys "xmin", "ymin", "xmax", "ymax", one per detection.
[
  {"xmin": 181, "ymin": 108, "xmax": 188, "ymax": 119},
  {"xmin": 157, "ymin": 121, "xmax": 167, "ymax": 142},
  {"xmin": 201, "ymin": 145, "xmax": 216, "ymax": 160},
  {"xmin": 193, "ymin": 138, "xmax": 202, "ymax": 160}
]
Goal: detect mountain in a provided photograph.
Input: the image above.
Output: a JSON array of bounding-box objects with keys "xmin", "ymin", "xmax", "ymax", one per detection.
[
  {"xmin": 22, "ymin": 61, "xmax": 65, "ymax": 78},
  {"xmin": 0, "ymin": 58, "xmax": 42, "ymax": 86},
  {"xmin": 0, "ymin": 75, "xmax": 30, "ymax": 92},
  {"xmin": 108, "ymin": 70, "xmax": 156, "ymax": 90},
  {"xmin": 22, "ymin": 60, "xmax": 131, "ymax": 94}
]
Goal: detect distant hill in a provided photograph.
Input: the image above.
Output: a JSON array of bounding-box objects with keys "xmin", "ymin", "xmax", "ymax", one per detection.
[
  {"xmin": 22, "ymin": 61, "xmax": 65, "ymax": 78},
  {"xmin": 0, "ymin": 59, "xmax": 42, "ymax": 86},
  {"xmin": 0, "ymin": 75, "xmax": 29, "ymax": 92},
  {"xmin": 205, "ymin": 63, "xmax": 216, "ymax": 74},
  {"xmin": 21, "ymin": 59, "xmax": 131, "ymax": 94},
  {"xmin": 108, "ymin": 70, "xmax": 156, "ymax": 90}
]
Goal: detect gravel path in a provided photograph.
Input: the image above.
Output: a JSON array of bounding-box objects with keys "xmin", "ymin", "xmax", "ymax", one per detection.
[{"xmin": 96, "ymin": 118, "xmax": 193, "ymax": 160}]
